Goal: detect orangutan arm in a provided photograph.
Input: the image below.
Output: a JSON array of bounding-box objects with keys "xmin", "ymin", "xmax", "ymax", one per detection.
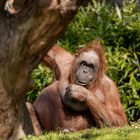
[{"xmin": 66, "ymin": 82, "xmax": 128, "ymax": 127}]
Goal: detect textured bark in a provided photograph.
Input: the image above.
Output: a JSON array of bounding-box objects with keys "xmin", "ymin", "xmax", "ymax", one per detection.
[{"xmin": 0, "ymin": 0, "xmax": 86, "ymax": 139}]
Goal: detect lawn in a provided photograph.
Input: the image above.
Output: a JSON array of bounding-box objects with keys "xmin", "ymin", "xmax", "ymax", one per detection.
[{"xmin": 23, "ymin": 122, "xmax": 140, "ymax": 140}]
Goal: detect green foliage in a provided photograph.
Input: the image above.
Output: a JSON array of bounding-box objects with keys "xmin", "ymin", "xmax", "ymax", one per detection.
[
  {"xmin": 59, "ymin": 0, "xmax": 140, "ymax": 121},
  {"xmin": 23, "ymin": 122, "xmax": 140, "ymax": 140},
  {"xmin": 26, "ymin": 64, "xmax": 53, "ymax": 102},
  {"xmin": 59, "ymin": 0, "xmax": 140, "ymax": 52}
]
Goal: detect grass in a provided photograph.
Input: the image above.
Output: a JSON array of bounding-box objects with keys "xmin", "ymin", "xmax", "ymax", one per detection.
[{"xmin": 23, "ymin": 122, "xmax": 140, "ymax": 140}]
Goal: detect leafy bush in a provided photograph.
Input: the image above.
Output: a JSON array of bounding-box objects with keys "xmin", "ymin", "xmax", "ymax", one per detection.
[
  {"xmin": 26, "ymin": 64, "xmax": 53, "ymax": 102},
  {"xmin": 28, "ymin": 0, "xmax": 140, "ymax": 121}
]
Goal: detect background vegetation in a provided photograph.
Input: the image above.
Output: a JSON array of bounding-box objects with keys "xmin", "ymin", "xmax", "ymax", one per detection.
[{"xmin": 27, "ymin": 0, "xmax": 140, "ymax": 122}]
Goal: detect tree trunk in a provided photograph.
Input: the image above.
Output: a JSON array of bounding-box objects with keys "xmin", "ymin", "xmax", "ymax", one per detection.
[{"xmin": 0, "ymin": 0, "xmax": 86, "ymax": 139}]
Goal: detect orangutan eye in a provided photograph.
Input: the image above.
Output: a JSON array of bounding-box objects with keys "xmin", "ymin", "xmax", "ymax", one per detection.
[
  {"xmin": 89, "ymin": 64, "xmax": 94, "ymax": 69},
  {"xmin": 80, "ymin": 61, "xmax": 86, "ymax": 66}
]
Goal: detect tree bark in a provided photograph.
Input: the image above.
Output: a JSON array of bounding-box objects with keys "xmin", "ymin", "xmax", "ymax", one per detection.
[{"xmin": 0, "ymin": 0, "xmax": 86, "ymax": 139}]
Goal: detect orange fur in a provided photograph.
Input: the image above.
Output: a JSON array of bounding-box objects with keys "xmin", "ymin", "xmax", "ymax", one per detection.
[
  {"xmin": 33, "ymin": 41, "xmax": 127, "ymax": 133},
  {"xmin": 43, "ymin": 44, "xmax": 74, "ymax": 80}
]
